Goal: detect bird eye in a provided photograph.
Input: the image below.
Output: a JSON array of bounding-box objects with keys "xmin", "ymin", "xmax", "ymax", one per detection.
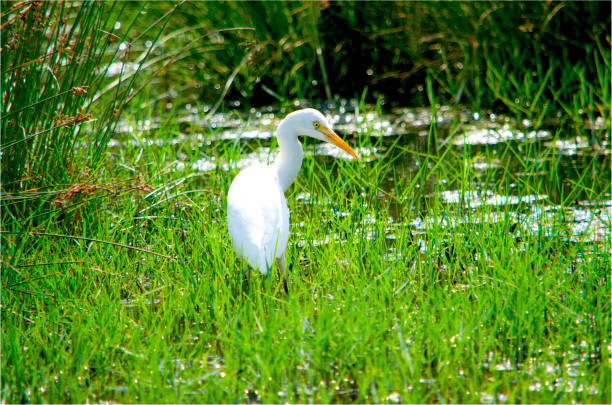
[{"xmin": 313, "ymin": 121, "xmax": 320, "ymax": 128}]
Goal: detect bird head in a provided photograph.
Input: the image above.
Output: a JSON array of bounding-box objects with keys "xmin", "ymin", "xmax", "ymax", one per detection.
[{"xmin": 281, "ymin": 108, "xmax": 358, "ymax": 159}]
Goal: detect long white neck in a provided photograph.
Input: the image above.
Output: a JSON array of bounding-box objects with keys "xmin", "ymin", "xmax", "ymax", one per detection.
[{"xmin": 272, "ymin": 120, "xmax": 304, "ymax": 192}]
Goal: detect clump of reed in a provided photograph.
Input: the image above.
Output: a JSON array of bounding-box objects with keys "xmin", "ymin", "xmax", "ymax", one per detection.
[{"xmin": 0, "ymin": 1, "xmax": 177, "ymax": 223}]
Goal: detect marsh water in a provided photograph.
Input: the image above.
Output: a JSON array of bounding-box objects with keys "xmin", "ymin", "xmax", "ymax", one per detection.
[
  {"xmin": 108, "ymin": 102, "xmax": 610, "ymax": 402},
  {"xmin": 111, "ymin": 100, "xmax": 611, "ymax": 248}
]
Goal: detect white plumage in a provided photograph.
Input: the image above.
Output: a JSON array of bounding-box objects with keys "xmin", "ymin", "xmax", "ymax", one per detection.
[
  {"xmin": 227, "ymin": 108, "xmax": 357, "ymax": 282},
  {"xmin": 227, "ymin": 164, "xmax": 290, "ymax": 273}
]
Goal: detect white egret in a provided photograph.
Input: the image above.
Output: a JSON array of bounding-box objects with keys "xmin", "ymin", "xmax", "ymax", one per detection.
[{"xmin": 227, "ymin": 108, "xmax": 357, "ymax": 289}]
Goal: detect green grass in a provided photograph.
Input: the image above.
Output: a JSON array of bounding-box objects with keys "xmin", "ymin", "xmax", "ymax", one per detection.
[
  {"xmin": 0, "ymin": 1, "xmax": 182, "ymax": 197},
  {"xmin": 112, "ymin": 2, "xmax": 610, "ymax": 117},
  {"xmin": 2, "ymin": 101, "xmax": 610, "ymax": 402},
  {"xmin": 1, "ymin": 1, "xmax": 610, "ymax": 403}
]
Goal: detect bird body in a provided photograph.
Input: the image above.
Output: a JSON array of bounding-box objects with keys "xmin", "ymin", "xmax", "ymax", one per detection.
[
  {"xmin": 227, "ymin": 108, "xmax": 357, "ymax": 278},
  {"xmin": 227, "ymin": 163, "xmax": 289, "ymax": 273}
]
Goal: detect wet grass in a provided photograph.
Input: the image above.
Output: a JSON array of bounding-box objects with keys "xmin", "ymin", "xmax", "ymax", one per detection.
[{"xmin": 2, "ymin": 100, "xmax": 610, "ymax": 403}]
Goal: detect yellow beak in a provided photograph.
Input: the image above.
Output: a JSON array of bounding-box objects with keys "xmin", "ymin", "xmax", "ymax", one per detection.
[{"xmin": 318, "ymin": 127, "xmax": 358, "ymax": 160}]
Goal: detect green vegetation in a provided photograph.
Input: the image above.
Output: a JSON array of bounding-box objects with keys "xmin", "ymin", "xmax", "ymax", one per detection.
[
  {"xmin": 1, "ymin": 1, "xmax": 179, "ymax": 195},
  {"xmin": 113, "ymin": 2, "xmax": 610, "ymax": 118},
  {"xmin": 1, "ymin": 1, "xmax": 610, "ymax": 403}
]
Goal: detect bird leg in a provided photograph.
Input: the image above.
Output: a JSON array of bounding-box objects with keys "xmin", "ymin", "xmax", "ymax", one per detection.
[
  {"xmin": 276, "ymin": 255, "xmax": 288, "ymax": 294},
  {"xmin": 240, "ymin": 268, "xmax": 251, "ymax": 296}
]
